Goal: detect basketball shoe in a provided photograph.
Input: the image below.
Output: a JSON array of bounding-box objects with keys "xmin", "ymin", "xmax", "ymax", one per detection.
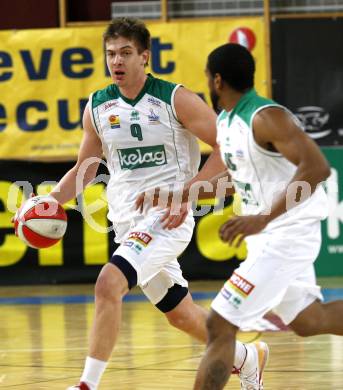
[
  {"xmin": 66, "ymin": 383, "xmax": 90, "ymax": 390},
  {"xmin": 238, "ymin": 341, "xmax": 269, "ymax": 390}
]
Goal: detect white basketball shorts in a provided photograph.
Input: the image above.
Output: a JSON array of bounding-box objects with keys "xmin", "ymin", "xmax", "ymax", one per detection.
[
  {"xmin": 113, "ymin": 209, "xmax": 194, "ymax": 304},
  {"xmin": 211, "ymin": 220, "xmax": 324, "ymax": 328}
]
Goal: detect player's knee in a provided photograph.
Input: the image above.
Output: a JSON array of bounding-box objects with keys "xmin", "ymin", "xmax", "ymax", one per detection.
[
  {"xmin": 167, "ymin": 313, "xmax": 185, "ymax": 330},
  {"xmin": 158, "ymin": 285, "xmax": 190, "ymax": 330},
  {"xmin": 167, "ymin": 311, "xmax": 191, "ymax": 332},
  {"xmin": 293, "ymin": 317, "xmax": 325, "ymax": 337},
  {"xmin": 156, "ymin": 284, "xmax": 188, "ymax": 314},
  {"xmin": 206, "ymin": 310, "xmax": 236, "ymax": 343},
  {"xmin": 292, "ymin": 322, "xmax": 316, "ymax": 337},
  {"xmin": 94, "ymin": 264, "xmax": 126, "ymax": 302},
  {"xmin": 290, "ymin": 305, "xmax": 326, "ymax": 337}
]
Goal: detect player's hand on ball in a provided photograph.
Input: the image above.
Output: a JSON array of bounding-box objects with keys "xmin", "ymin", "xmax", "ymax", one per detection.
[
  {"xmin": 11, "ymin": 193, "xmax": 35, "ymax": 223},
  {"xmin": 13, "ymin": 195, "xmax": 67, "ymax": 249},
  {"xmin": 220, "ymin": 214, "xmax": 269, "ymax": 247}
]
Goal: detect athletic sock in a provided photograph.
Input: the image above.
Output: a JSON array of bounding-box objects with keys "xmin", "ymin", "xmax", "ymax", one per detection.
[{"xmin": 80, "ymin": 356, "xmax": 108, "ymax": 390}]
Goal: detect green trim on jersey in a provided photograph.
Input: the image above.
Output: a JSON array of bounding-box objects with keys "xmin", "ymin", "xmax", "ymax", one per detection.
[
  {"xmin": 228, "ymin": 89, "xmax": 277, "ymax": 127},
  {"xmin": 116, "ymin": 75, "xmax": 153, "ymax": 106},
  {"xmin": 217, "ymin": 110, "xmax": 228, "ymax": 122},
  {"xmin": 146, "ymin": 74, "xmax": 177, "ymax": 105},
  {"xmin": 92, "ymin": 85, "xmax": 119, "ymax": 109},
  {"xmin": 91, "ymin": 74, "xmax": 177, "ymax": 109}
]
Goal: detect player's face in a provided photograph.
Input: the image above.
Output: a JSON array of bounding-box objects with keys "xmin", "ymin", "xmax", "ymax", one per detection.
[
  {"xmin": 105, "ymin": 37, "xmax": 149, "ymax": 87},
  {"xmin": 206, "ymin": 68, "xmax": 220, "ymax": 112}
]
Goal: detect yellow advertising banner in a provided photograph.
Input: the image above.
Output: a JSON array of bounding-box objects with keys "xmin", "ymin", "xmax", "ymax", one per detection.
[{"xmin": 0, "ymin": 18, "xmax": 267, "ymax": 159}]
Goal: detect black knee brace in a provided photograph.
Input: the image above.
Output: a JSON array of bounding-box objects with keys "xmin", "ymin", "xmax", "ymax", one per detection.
[
  {"xmin": 110, "ymin": 255, "xmax": 138, "ymax": 290},
  {"xmin": 155, "ymin": 284, "xmax": 188, "ymax": 313}
]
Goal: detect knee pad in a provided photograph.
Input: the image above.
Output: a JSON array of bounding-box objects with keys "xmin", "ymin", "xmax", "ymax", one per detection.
[
  {"xmin": 110, "ymin": 255, "xmax": 137, "ymax": 290},
  {"xmin": 155, "ymin": 284, "xmax": 188, "ymax": 313}
]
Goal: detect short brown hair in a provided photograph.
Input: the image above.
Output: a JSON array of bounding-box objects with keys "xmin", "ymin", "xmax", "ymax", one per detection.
[{"xmin": 103, "ymin": 17, "xmax": 151, "ymax": 53}]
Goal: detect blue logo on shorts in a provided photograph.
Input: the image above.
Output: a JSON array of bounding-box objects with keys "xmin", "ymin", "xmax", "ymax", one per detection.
[{"xmin": 221, "ymin": 286, "xmax": 242, "ymax": 309}]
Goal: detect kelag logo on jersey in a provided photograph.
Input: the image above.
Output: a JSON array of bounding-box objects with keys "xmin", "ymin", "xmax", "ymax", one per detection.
[{"xmin": 117, "ymin": 145, "xmax": 167, "ymax": 170}]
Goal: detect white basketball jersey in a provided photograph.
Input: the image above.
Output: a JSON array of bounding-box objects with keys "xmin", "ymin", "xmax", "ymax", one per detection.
[
  {"xmin": 89, "ymin": 74, "xmax": 200, "ymax": 226},
  {"xmin": 217, "ymin": 89, "xmax": 328, "ymax": 231}
]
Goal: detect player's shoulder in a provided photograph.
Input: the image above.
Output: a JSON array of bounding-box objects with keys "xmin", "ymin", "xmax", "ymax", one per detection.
[
  {"xmin": 146, "ymin": 74, "xmax": 180, "ymax": 105},
  {"xmin": 91, "ymin": 84, "xmax": 119, "ymax": 109},
  {"xmin": 244, "ymin": 89, "xmax": 277, "ymax": 111},
  {"xmin": 236, "ymin": 89, "xmax": 281, "ymax": 127}
]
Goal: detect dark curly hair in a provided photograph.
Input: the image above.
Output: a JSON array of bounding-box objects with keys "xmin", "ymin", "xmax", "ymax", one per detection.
[{"xmin": 207, "ymin": 43, "xmax": 255, "ymax": 92}]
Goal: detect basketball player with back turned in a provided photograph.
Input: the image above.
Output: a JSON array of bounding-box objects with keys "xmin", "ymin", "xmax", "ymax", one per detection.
[
  {"xmin": 39, "ymin": 18, "xmax": 268, "ymax": 390},
  {"xmin": 163, "ymin": 43, "xmax": 343, "ymax": 389}
]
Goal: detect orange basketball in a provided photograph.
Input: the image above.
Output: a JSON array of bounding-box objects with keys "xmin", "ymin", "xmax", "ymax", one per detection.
[{"xmin": 14, "ymin": 195, "xmax": 67, "ymax": 249}]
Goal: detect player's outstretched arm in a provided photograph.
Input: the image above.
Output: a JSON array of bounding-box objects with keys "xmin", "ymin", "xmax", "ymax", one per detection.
[{"xmin": 50, "ymin": 103, "xmax": 103, "ymax": 205}]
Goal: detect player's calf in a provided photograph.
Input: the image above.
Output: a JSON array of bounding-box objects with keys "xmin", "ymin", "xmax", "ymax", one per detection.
[{"xmin": 290, "ymin": 300, "xmax": 343, "ymax": 336}]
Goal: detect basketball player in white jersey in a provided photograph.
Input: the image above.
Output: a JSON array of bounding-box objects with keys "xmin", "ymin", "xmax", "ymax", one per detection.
[
  {"xmin": 185, "ymin": 44, "xmax": 343, "ymax": 389},
  {"xmin": 43, "ymin": 18, "xmax": 265, "ymax": 390}
]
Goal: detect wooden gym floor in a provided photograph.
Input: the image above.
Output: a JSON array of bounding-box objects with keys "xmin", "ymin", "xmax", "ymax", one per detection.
[{"xmin": 0, "ymin": 279, "xmax": 342, "ymax": 389}]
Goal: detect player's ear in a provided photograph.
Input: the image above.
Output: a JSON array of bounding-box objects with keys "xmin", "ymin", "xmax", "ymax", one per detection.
[
  {"xmin": 214, "ymin": 73, "xmax": 223, "ymax": 90},
  {"xmin": 142, "ymin": 50, "xmax": 150, "ymax": 67}
]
